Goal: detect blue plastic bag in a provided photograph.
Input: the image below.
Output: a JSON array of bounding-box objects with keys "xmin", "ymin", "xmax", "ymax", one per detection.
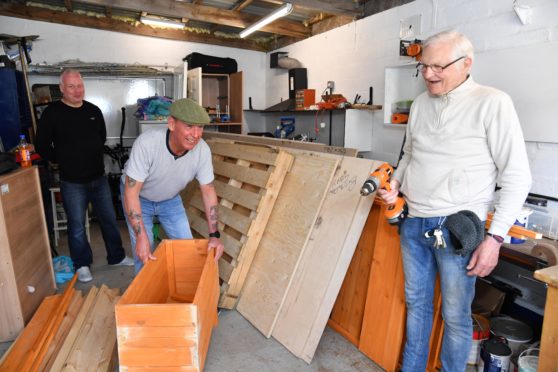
[{"xmin": 53, "ymin": 256, "xmax": 74, "ymax": 284}]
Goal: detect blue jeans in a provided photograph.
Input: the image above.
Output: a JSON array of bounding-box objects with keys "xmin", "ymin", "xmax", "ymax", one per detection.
[
  {"xmin": 399, "ymin": 216, "xmax": 476, "ymax": 372},
  {"xmin": 120, "ymin": 182, "xmax": 193, "ymax": 273},
  {"xmin": 60, "ymin": 176, "xmax": 125, "ymax": 269}
]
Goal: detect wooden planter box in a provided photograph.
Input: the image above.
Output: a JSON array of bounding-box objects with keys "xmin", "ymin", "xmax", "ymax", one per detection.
[{"xmin": 115, "ymin": 239, "xmax": 219, "ymax": 371}]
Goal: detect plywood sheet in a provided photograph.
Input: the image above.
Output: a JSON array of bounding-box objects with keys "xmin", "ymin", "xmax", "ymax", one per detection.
[
  {"xmin": 236, "ymin": 153, "xmax": 338, "ymax": 336},
  {"xmin": 271, "ymin": 157, "xmax": 379, "ymax": 362}
]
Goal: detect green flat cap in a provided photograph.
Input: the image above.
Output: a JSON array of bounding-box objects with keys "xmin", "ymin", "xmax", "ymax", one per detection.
[{"xmin": 169, "ymin": 98, "xmax": 210, "ymax": 125}]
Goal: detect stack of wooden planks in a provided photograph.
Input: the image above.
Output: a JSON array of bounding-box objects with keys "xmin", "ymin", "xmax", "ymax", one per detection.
[
  {"xmin": 0, "ymin": 274, "xmax": 120, "ymax": 372},
  {"xmin": 190, "ymin": 132, "xmax": 381, "ymax": 363},
  {"xmin": 181, "ymin": 140, "xmax": 294, "ymax": 309}
]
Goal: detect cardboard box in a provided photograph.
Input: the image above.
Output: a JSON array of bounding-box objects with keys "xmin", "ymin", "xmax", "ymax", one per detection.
[{"xmin": 115, "ymin": 239, "xmax": 219, "ymax": 371}]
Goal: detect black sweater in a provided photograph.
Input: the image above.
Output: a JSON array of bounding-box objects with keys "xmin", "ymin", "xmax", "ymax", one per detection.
[{"xmin": 36, "ymin": 100, "xmax": 106, "ymax": 183}]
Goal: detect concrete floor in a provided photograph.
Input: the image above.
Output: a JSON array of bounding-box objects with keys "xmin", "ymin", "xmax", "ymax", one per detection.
[{"xmin": 1, "ymin": 221, "xmax": 383, "ymax": 371}]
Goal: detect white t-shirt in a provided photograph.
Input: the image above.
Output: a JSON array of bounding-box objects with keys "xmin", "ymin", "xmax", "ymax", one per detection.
[{"xmin": 123, "ymin": 128, "xmax": 214, "ymax": 202}]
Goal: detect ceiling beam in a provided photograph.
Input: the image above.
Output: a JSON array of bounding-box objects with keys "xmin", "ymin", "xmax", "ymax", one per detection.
[
  {"xmin": 76, "ymin": 0, "xmax": 310, "ymax": 39},
  {"xmin": 265, "ymin": 0, "xmax": 362, "ymax": 17},
  {"xmin": 0, "ymin": 3, "xmax": 268, "ymax": 52},
  {"xmin": 64, "ymin": 0, "xmax": 73, "ymax": 12}
]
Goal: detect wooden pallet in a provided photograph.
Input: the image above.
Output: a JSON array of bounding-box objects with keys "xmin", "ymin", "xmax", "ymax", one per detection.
[
  {"xmin": 236, "ymin": 152, "xmax": 339, "ymax": 336},
  {"xmin": 181, "ymin": 140, "xmax": 294, "ymax": 309}
]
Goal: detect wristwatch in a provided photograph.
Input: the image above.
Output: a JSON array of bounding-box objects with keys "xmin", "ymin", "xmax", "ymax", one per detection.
[
  {"xmin": 209, "ymin": 231, "xmax": 221, "ymax": 239},
  {"xmin": 486, "ymin": 232, "xmax": 504, "ymax": 244}
]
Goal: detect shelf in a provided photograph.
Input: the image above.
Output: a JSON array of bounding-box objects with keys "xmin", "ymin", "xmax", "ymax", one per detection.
[
  {"xmin": 207, "ymin": 122, "xmax": 242, "ymax": 126},
  {"xmin": 383, "ymin": 123, "xmax": 407, "ymax": 128}
]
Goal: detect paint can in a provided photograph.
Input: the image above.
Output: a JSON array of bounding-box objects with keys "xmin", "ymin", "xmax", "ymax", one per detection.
[
  {"xmin": 477, "ymin": 337, "xmax": 512, "ymax": 372},
  {"xmin": 489, "ymin": 316, "xmax": 532, "ymax": 358},
  {"xmin": 468, "ymin": 314, "xmax": 490, "ymax": 365},
  {"xmin": 517, "ymin": 348, "xmax": 539, "ymax": 372}
]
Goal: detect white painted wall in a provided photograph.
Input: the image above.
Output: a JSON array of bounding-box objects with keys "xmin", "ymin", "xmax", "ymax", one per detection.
[{"xmin": 264, "ymin": 0, "xmax": 558, "ymax": 199}]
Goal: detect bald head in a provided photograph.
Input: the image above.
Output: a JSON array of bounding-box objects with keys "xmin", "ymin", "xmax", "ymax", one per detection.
[{"xmin": 59, "ymin": 69, "xmax": 85, "ymax": 108}]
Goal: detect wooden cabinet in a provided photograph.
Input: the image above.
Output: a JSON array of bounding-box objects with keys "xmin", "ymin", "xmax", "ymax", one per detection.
[
  {"xmin": 0, "ymin": 167, "xmax": 56, "ymax": 341},
  {"xmin": 329, "ymin": 201, "xmax": 442, "ymax": 371},
  {"xmin": 187, "ymin": 67, "xmax": 243, "ymax": 133}
]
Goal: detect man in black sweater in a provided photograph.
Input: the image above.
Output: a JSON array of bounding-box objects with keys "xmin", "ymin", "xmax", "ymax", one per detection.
[{"xmin": 36, "ymin": 69, "xmax": 133, "ymax": 282}]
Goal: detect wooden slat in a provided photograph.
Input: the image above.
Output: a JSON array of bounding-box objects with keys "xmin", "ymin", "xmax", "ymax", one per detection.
[
  {"xmin": 49, "ymin": 286, "xmax": 99, "ymax": 372},
  {"xmin": 358, "ymin": 204, "xmax": 406, "ymax": 371},
  {"xmin": 213, "ymin": 160, "xmax": 270, "ymax": 188},
  {"xmin": 534, "ymin": 265, "xmax": 558, "ymax": 371},
  {"xmin": 189, "ymin": 193, "xmax": 252, "ymax": 235},
  {"xmin": 39, "ymin": 290, "xmax": 84, "ymax": 371},
  {"xmin": 214, "ymin": 179, "xmax": 260, "ymax": 211},
  {"xmin": 485, "ymin": 212, "xmax": 542, "ymax": 239},
  {"xmin": 328, "ymin": 202, "xmax": 382, "ymax": 346},
  {"xmin": 187, "ymin": 210, "xmax": 241, "ymax": 259},
  {"xmin": 236, "ymin": 153, "xmax": 338, "ymax": 335},
  {"xmin": 271, "ymin": 157, "xmax": 379, "ymax": 363},
  {"xmin": 219, "ymin": 259, "xmax": 235, "ymax": 283},
  {"xmin": 62, "ymin": 285, "xmax": 120, "ymax": 371},
  {"xmin": 203, "ymin": 132, "xmax": 359, "ymax": 157},
  {"xmin": 0, "ymin": 295, "xmax": 60, "ymax": 371},
  {"xmin": 210, "ymin": 142, "xmax": 279, "ymax": 166}
]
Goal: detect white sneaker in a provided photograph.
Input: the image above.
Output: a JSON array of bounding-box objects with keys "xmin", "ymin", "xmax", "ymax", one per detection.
[
  {"xmin": 113, "ymin": 256, "xmax": 134, "ymax": 266},
  {"xmin": 76, "ymin": 266, "xmax": 93, "ymax": 283}
]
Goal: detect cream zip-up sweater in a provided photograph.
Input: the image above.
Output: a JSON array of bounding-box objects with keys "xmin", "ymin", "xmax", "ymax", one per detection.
[{"xmin": 393, "ymin": 77, "xmax": 532, "ymax": 237}]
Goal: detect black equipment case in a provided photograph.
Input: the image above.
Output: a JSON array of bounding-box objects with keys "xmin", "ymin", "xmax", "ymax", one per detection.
[{"xmin": 183, "ymin": 53, "xmax": 238, "ymax": 74}]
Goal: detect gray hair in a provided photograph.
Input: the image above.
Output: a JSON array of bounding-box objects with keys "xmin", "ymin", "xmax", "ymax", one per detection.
[
  {"xmin": 59, "ymin": 68, "xmax": 82, "ymax": 84},
  {"xmin": 423, "ymin": 30, "xmax": 475, "ymax": 63}
]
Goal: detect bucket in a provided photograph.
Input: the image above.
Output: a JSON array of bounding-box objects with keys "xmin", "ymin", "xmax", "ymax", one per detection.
[
  {"xmin": 505, "ymin": 207, "xmax": 533, "ymax": 244},
  {"xmin": 489, "ymin": 316, "xmax": 532, "ymax": 358},
  {"xmin": 517, "ymin": 348, "xmax": 539, "ymax": 372},
  {"xmin": 468, "ymin": 314, "xmax": 490, "ymax": 365},
  {"xmin": 477, "ymin": 337, "xmax": 512, "ymax": 372}
]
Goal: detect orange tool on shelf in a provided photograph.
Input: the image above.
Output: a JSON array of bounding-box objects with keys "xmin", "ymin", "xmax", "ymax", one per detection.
[{"xmin": 391, "ymin": 113, "xmax": 409, "ymax": 124}]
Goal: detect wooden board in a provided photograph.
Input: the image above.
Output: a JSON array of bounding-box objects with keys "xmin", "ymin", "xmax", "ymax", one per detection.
[
  {"xmin": 0, "ymin": 295, "xmax": 60, "ymax": 371},
  {"xmin": 271, "ymin": 156, "xmax": 379, "ymax": 362},
  {"xmin": 534, "ymin": 265, "xmax": 558, "ymax": 371},
  {"xmin": 328, "ymin": 202, "xmax": 382, "ymax": 346},
  {"xmin": 236, "ymin": 153, "xmax": 339, "ymax": 336},
  {"xmin": 49, "ymin": 286, "xmax": 99, "ymax": 372},
  {"xmin": 203, "ymin": 131, "xmax": 359, "ymax": 157},
  {"xmin": 63, "ymin": 285, "xmax": 120, "ymax": 371},
  {"xmin": 358, "ymin": 204, "xmax": 406, "ymax": 371},
  {"xmin": 181, "ymin": 140, "xmax": 293, "ymax": 309}
]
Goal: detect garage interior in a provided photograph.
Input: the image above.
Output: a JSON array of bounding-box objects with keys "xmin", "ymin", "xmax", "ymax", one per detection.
[{"xmin": 1, "ymin": 0, "xmax": 558, "ymax": 371}]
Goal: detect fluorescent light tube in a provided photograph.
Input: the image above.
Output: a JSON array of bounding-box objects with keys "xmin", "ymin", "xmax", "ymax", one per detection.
[
  {"xmin": 140, "ymin": 16, "xmax": 185, "ymax": 30},
  {"xmin": 240, "ymin": 3, "xmax": 293, "ymax": 38}
]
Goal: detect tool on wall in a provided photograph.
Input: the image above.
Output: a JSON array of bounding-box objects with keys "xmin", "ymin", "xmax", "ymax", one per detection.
[
  {"xmin": 400, "ymin": 39, "xmax": 423, "ymax": 60},
  {"xmin": 360, "ymin": 163, "xmax": 407, "ymax": 225}
]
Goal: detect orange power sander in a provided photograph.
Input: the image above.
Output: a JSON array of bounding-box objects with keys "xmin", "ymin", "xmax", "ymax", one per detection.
[{"xmin": 360, "ymin": 163, "xmax": 407, "ymax": 225}]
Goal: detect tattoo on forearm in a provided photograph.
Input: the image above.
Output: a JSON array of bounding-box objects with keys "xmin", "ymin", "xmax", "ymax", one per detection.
[
  {"xmin": 128, "ymin": 209, "xmax": 142, "ymax": 221},
  {"xmin": 133, "ymin": 223, "xmax": 142, "ymax": 236},
  {"xmin": 126, "ymin": 176, "xmax": 137, "ymax": 187},
  {"xmin": 210, "ymin": 205, "xmax": 218, "ymax": 231}
]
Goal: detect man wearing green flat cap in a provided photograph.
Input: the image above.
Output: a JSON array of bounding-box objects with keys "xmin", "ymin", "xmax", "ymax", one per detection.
[{"xmin": 121, "ymin": 98, "xmax": 224, "ymax": 272}]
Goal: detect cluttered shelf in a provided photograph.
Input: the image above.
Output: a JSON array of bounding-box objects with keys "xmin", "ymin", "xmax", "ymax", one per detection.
[{"xmin": 244, "ymin": 104, "xmax": 382, "ymax": 114}]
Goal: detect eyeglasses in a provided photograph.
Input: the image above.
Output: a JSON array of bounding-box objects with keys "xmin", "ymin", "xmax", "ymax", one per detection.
[{"xmin": 416, "ymin": 56, "xmax": 466, "ymax": 73}]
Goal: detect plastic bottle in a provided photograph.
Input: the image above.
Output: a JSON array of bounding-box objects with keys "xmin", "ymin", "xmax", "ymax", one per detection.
[{"xmin": 18, "ymin": 135, "xmax": 32, "ymax": 168}]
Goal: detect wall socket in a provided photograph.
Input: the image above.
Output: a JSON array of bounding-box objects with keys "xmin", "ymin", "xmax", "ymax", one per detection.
[{"xmin": 327, "ymin": 81, "xmax": 335, "ymax": 90}]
